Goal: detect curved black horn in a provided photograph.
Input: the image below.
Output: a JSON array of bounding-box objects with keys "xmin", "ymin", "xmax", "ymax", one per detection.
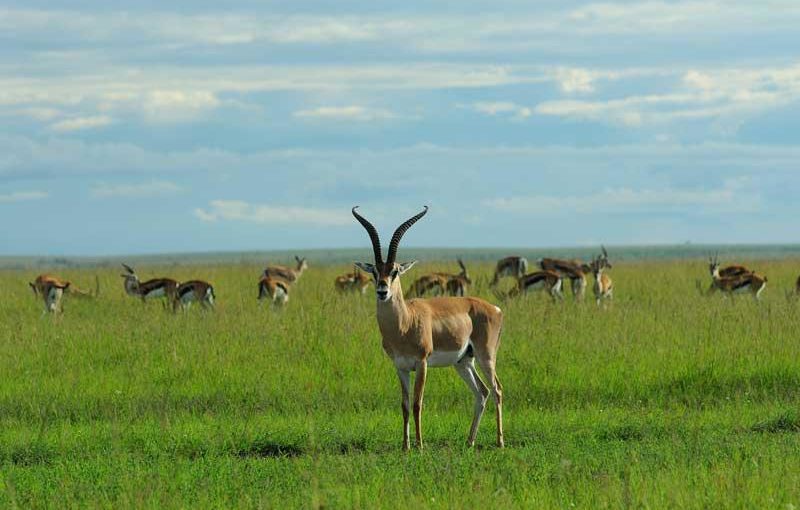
[
  {"xmin": 386, "ymin": 206, "xmax": 429, "ymax": 265},
  {"xmin": 122, "ymin": 263, "xmax": 135, "ymax": 274},
  {"xmin": 352, "ymin": 206, "xmax": 384, "ymax": 265}
]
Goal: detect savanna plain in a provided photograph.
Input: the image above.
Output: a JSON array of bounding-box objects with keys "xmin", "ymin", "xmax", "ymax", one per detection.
[{"xmin": 2, "ymin": 258, "xmax": 800, "ymax": 508}]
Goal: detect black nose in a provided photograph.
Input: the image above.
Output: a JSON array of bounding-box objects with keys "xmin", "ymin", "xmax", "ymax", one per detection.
[{"xmin": 377, "ymin": 289, "xmax": 388, "ymax": 298}]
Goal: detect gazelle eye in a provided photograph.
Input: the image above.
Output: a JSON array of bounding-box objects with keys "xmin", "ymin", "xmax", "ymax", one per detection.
[{"xmin": 391, "ymin": 269, "xmax": 399, "ymax": 278}]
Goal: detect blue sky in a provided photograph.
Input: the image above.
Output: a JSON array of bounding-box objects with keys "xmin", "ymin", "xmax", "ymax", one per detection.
[{"xmin": 1, "ymin": 1, "xmax": 799, "ymax": 255}]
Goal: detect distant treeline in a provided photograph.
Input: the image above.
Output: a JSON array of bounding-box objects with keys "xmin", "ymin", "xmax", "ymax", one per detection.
[{"xmin": 3, "ymin": 244, "xmax": 800, "ymax": 270}]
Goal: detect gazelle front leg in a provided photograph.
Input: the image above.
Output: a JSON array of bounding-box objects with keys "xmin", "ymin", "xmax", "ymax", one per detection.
[
  {"xmin": 397, "ymin": 369, "xmax": 412, "ymax": 451},
  {"xmin": 413, "ymin": 359, "xmax": 428, "ymax": 449}
]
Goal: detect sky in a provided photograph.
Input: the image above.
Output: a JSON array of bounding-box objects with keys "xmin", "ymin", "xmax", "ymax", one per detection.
[{"xmin": 1, "ymin": 1, "xmax": 800, "ymax": 255}]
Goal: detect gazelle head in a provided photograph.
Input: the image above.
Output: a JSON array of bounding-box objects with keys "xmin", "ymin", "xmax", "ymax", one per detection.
[
  {"xmin": 353, "ymin": 206, "xmax": 428, "ymax": 302},
  {"xmin": 590, "ymin": 255, "xmax": 606, "ymax": 277},
  {"xmin": 294, "ymin": 255, "xmax": 308, "ymax": 273},
  {"xmin": 120, "ymin": 263, "xmax": 140, "ymax": 293},
  {"xmin": 457, "ymin": 258, "xmax": 472, "ymax": 284},
  {"xmin": 708, "ymin": 253, "xmax": 721, "ymax": 278},
  {"xmin": 599, "ymin": 245, "xmax": 612, "ymax": 269}
]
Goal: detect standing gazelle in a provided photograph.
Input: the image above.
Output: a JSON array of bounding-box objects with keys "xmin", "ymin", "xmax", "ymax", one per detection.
[
  {"xmin": 264, "ymin": 256, "xmax": 308, "ymax": 283},
  {"xmin": 590, "ymin": 256, "xmax": 613, "ymax": 306},
  {"xmin": 353, "ymin": 206, "xmax": 505, "ymax": 450},
  {"xmin": 121, "ymin": 264, "xmax": 179, "ymax": 304}
]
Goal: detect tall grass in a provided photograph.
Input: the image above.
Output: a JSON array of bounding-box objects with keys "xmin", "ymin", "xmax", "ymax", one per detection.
[{"xmin": 1, "ymin": 259, "xmax": 799, "ymax": 508}]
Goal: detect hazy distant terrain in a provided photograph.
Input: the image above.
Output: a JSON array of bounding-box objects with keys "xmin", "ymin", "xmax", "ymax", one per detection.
[{"xmin": 3, "ymin": 244, "xmax": 800, "ymax": 270}]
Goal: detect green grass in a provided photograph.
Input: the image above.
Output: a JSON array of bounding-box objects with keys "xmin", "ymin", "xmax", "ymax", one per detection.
[{"xmin": 1, "ymin": 259, "xmax": 800, "ymax": 508}]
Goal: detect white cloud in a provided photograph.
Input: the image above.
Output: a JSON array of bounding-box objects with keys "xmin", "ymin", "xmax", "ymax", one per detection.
[
  {"xmin": 484, "ymin": 179, "xmax": 760, "ymax": 216},
  {"xmin": 293, "ymin": 105, "xmax": 396, "ymax": 121},
  {"xmin": 142, "ymin": 90, "xmax": 221, "ymax": 122},
  {"xmin": 90, "ymin": 180, "xmax": 183, "ymax": 198},
  {"xmin": 194, "ymin": 200, "xmax": 352, "ymax": 226},
  {"xmin": 49, "ymin": 115, "xmax": 113, "ymax": 132},
  {"xmin": 0, "ymin": 190, "xmax": 49, "ymax": 203},
  {"xmin": 468, "ymin": 101, "xmax": 532, "ymax": 119}
]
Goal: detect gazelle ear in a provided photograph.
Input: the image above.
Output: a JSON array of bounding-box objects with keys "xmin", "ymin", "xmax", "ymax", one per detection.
[
  {"xmin": 397, "ymin": 260, "xmax": 418, "ymax": 275},
  {"xmin": 355, "ymin": 262, "xmax": 376, "ymax": 277}
]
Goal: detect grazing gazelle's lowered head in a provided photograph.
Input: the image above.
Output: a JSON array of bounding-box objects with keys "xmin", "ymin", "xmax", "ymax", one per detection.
[{"xmin": 353, "ymin": 206, "xmax": 505, "ymax": 450}]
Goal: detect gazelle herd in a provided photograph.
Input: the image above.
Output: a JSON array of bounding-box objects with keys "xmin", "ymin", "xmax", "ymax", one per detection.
[{"xmin": 19, "ymin": 206, "xmax": 799, "ymax": 452}]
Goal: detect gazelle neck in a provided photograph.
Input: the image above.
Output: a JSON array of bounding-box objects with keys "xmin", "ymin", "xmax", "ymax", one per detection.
[{"xmin": 376, "ymin": 280, "xmax": 412, "ymax": 332}]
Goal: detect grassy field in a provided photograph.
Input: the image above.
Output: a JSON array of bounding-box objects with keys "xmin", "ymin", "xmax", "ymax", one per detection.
[{"xmin": 1, "ymin": 258, "xmax": 800, "ymax": 508}]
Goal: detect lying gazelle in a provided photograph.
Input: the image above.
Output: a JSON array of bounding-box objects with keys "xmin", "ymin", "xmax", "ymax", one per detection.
[
  {"xmin": 334, "ymin": 265, "xmax": 371, "ymax": 294},
  {"xmin": 590, "ymin": 255, "xmax": 613, "ymax": 306},
  {"xmin": 708, "ymin": 254, "xmax": 751, "ymax": 279},
  {"xmin": 121, "ymin": 264, "xmax": 179, "ymax": 303},
  {"xmin": 490, "ymin": 256, "xmax": 528, "ymax": 287},
  {"xmin": 264, "ymin": 256, "xmax": 308, "ymax": 283},
  {"xmin": 258, "ymin": 275, "xmax": 291, "ymax": 306},
  {"xmin": 353, "ymin": 206, "xmax": 505, "ymax": 450},
  {"xmin": 707, "ymin": 271, "xmax": 768, "ymax": 300},
  {"xmin": 173, "ymin": 280, "xmax": 215, "ymax": 311},
  {"xmin": 494, "ymin": 270, "xmax": 563, "ymax": 302}
]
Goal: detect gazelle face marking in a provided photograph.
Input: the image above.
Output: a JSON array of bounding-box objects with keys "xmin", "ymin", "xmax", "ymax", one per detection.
[{"xmin": 355, "ymin": 261, "xmax": 417, "ymax": 302}]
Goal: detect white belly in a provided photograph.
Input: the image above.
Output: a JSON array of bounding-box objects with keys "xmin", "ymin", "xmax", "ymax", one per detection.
[
  {"xmin": 180, "ymin": 290, "xmax": 196, "ymax": 303},
  {"xmin": 145, "ymin": 287, "xmax": 166, "ymax": 299},
  {"xmin": 428, "ymin": 344, "xmax": 470, "ymax": 367},
  {"xmin": 392, "ymin": 341, "xmax": 471, "ymax": 370}
]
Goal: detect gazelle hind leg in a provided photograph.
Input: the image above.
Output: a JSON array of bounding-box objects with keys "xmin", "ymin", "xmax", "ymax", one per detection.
[
  {"xmin": 413, "ymin": 360, "xmax": 428, "ymax": 449},
  {"xmin": 455, "ymin": 357, "xmax": 489, "ymax": 447},
  {"xmin": 476, "ymin": 357, "xmax": 504, "ymax": 448}
]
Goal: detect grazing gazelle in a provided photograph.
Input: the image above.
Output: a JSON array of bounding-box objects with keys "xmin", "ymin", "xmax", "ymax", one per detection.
[
  {"xmin": 120, "ymin": 264, "xmax": 179, "ymax": 303},
  {"xmin": 334, "ymin": 265, "xmax": 371, "ymax": 294},
  {"xmin": 353, "ymin": 206, "xmax": 505, "ymax": 450},
  {"xmin": 258, "ymin": 275, "xmax": 290, "ymax": 306},
  {"xmin": 30, "ymin": 274, "xmax": 98, "ymax": 299},
  {"xmin": 408, "ymin": 273, "xmax": 448, "ymax": 298},
  {"xmin": 539, "ymin": 246, "xmax": 611, "ymax": 301},
  {"xmin": 173, "ymin": 280, "xmax": 215, "ymax": 311},
  {"xmin": 264, "ymin": 256, "xmax": 308, "ymax": 283},
  {"xmin": 490, "ymin": 256, "xmax": 528, "ymax": 287},
  {"xmin": 494, "ymin": 270, "xmax": 563, "ymax": 302},
  {"xmin": 707, "ymin": 271, "xmax": 768, "ymax": 300},
  {"xmin": 590, "ymin": 256, "xmax": 613, "ymax": 306},
  {"xmin": 444, "ymin": 259, "xmax": 472, "ymax": 297},
  {"xmin": 37, "ymin": 280, "xmax": 70, "ymax": 314}
]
